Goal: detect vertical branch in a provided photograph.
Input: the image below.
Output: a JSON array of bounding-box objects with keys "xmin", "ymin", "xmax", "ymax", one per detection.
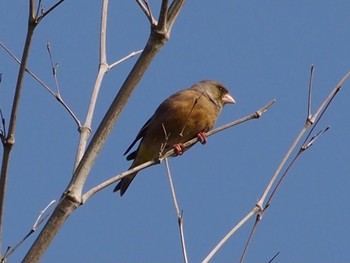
[
  {"xmin": 202, "ymin": 209, "xmax": 258, "ymax": 263},
  {"xmin": 307, "ymin": 65, "xmax": 315, "ymax": 120},
  {"xmin": 73, "ymin": 0, "xmax": 109, "ymax": 170},
  {"xmin": 165, "ymin": 158, "xmax": 188, "ymax": 263},
  {"xmin": 158, "ymin": 0, "xmax": 169, "ymax": 32},
  {"xmin": 0, "ymin": 14, "xmax": 37, "ymax": 256},
  {"xmin": 0, "ymin": 0, "xmax": 65, "ymax": 258}
]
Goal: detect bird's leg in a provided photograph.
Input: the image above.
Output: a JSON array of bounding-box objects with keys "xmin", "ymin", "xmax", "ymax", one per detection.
[
  {"xmin": 173, "ymin": 143, "xmax": 185, "ymax": 156},
  {"xmin": 197, "ymin": 132, "xmax": 207, "ymax": 144}
]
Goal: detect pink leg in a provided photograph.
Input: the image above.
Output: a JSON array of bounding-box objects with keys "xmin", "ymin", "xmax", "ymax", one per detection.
[
  {"xmin": 197, "ymin": 132, "xmax": 207, "ymax": 144},
  {"xmin": 173, "ymin": 143, "xmax": 185, "ymax": 155}
]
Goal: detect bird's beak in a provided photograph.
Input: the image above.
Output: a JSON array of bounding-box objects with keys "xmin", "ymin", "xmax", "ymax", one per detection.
[{"xmin": 222, "ymin": 93, "xmax": 236, "ymax": 104}]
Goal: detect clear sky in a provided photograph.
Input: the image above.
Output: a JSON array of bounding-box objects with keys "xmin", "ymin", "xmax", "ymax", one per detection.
[{"xmin": 1, "ymin": 1, "xmax": 350, "ymax": 262}]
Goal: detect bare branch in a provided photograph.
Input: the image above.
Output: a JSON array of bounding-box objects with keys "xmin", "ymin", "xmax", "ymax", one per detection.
[
  {"xmin": 29, "ymin": 0, "xmax": 36, "ymax": 20},
  {"xmin": 268, "ymin": 252, "xmax": 280, "ymax": 263},
  {"xmin": 100, "ymin": 0, "xmax": 108, "ymax": 65},
  {"xmin": 191, "ymin": 99, "xmax": 276, "ymax": 143},
  {"xmin": 0, "ymin": 19, "xmax": 37, "ymax": 255},
  {"xmin": 82, "ymin": 100, "xmax": 275, "ymax": 202},
  {"xmin": 165, "ymin": 158, "xmax": 188, "ymax": 263},
  {"xmin": 302, "ymin": 126, "xmax": 330, "ymax": 151},
  {"xmin": 203, "ymin": 71, "xmax": 350, "ymax": 262},
  {"xmin": 0, "ymin": 42, "xmax": 81, "ymax": 128},
  {"xmin": 24, "ymin": 2, "xmax": 186, "ymax": 260},
  {"xmin": 180, "ymin": 92, "xmax": 204, "ymax": 137},
  {"xmin": 73, "ymin": 0, "xmax": 110, "ymax": 170},
  {"xmin": 203, "ymin": 207, "xmax": 260, "ymax": 263},
  {"xmin": 158, "ymin": 0, "xmax": 169, "ymax": 32},
  {"xmin": 0, "ymin": 74, "xmax": 6, "ymax": 142},
  {"xmin": 307, "ymin": 64, "xmax": 315, "ymax": 120},
  {"xmin": 36, "ymin": 0, "xmax": 65, "ymax": 23},
  {"xmin": 255, "ymin": 73, "xmax": 347, "ymax": 210},
  {"xmin": 310, "ymin": 71, "xmax": 350, "ymax": 124},
  {"xmin": 46, "ymin": 41, "xmax": 60, "ymax": 95},
  {"xmin": 136, "ymin": 0, "xmax": 156, "ymax": 25},
  {"xmin": 167, "ymin": 0, "xmax": 186, "ymax": 32},
  {"xmin": 109, "ymin": 50, "xmax": 143, "ymax": 70},
  {"xmin": 240, "ymin": 214, "xmax": 261, "ymax": 263},
  {"xmin": 2, "ymin": 200, "xmax": 56, "ymax": 261},
  {"xmin": 73, "ymin": 1, "xmax": 143, "ymax": 170},
  {"xmin": 242, "ymin": 71, "xmax": 350, "ymax": 261},
  {"xmin": 0, "ymin": 42, "xmax": 55, "ymax": 97}
]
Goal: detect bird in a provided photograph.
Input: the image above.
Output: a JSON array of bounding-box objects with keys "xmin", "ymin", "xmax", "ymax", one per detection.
[{"xmin": 113, "ymin": 80, "xmax": 235, "ymax": 196}]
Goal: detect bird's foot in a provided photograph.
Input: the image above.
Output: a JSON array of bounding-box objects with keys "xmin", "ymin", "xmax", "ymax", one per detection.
[
  {"xmin": 173, "ymin": 143, "xmax": 185, "ymax": 156},
  {"xmin": 197, "ymin": 132, "xmax": 207, "ymax": 144}
]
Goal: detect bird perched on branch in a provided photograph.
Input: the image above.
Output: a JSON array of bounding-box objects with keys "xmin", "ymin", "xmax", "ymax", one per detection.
[{"xmin": 113, "ymin": 80, "xmax": 235, "ymax": 196}]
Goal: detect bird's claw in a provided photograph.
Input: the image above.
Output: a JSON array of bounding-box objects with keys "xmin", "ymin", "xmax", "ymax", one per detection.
[
  {"xmin": 173, "ymin": 143, "xmax": 185, "ymax": 156},
  {"xmin": 197, "ymin": 132, "xmax": 207, "ymax": 144}
]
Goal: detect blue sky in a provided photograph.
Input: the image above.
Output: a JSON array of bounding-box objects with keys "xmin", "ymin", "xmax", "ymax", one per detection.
[{"xmin": 1, "ymin": 1, "xmax": 350, "ymax": 262}]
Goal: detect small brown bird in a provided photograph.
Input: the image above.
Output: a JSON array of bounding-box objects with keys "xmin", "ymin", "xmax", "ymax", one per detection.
[{"xmin": 114, "ymin": 80, "xmax": 235, "ymax": 196}]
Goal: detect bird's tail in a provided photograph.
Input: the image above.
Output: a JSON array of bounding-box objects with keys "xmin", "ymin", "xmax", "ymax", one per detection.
[{"xmin": 113, "ymin": 172, "xmax": 137, "ymax": 196}]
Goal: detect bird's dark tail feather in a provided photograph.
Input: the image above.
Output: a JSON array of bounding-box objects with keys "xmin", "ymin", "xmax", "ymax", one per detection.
[{"xmin": 113, "ymin": 173, "xmax": 137, "ymax": 196}]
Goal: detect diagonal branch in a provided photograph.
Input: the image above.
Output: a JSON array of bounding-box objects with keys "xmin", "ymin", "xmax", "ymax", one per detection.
[
  {"xmin": 167, "ymin": 0, "xmax": 186, "ymax": 33},
  {"xmin": 136, "ymin": 0, "xmax": 156, "ymax": 25},
  {"xmin": 109, "ymin": 50, "xmax": 143, "ymax": 70},
  {"xmin": 258, "ymin": 70, "xmax": 350, "ymax": 210},
  {"xmin": 1, "ymin": 200, "xmax": 56, "ymax": 262},
  {"xmin": 203, "ymin": 70, "xmax": 350, "ymax": 263},
  {"xmin": 0, "ymin": 42, "xmax": 81, "ymax": 128},
  {"xmin": 81, "ymin": 99, "xmax": 275, "ymax": 202},
  {"xmin": 36, "ymin": 0, "xmax": 65, "ymax": 23}
]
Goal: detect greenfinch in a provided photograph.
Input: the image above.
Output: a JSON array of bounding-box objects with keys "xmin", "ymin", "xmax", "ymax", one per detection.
[{"xmin": 114, "ymin": 80, "xmax": 235, "ymax": 196}]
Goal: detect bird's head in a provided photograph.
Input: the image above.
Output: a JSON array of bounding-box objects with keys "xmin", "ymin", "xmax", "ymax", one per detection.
[{"xmin": 193, "ymin": 80, "xmax": 235, "ymax": 110}]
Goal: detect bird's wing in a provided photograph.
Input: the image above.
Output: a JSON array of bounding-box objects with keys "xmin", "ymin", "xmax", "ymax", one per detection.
[{"xmin": 123, "ymin": 116, "xmax": 153, "ymax": 156}]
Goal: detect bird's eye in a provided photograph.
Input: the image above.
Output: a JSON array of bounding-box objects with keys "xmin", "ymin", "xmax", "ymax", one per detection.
[{"xmin": 217, "ymin": 86, "xmax": 224, "ymax": 91}]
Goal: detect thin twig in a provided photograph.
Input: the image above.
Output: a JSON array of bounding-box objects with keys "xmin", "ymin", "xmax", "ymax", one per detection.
[
  {"xmin": 82, "ymin": 100, "xmax": 275, "ymax": 203},
  {"xmin": 165, "ymin": 158, "xmax": 188, "ymax": 263},
  {"xmin": 166, "ymin": 0, "xmax": 186, "ymax": 35},
  {"xmin": 136, "ymin": 0, "xmax": 156, "ymax": 25},
  {"xmin": 2, "ymin": 200, "xmax": 56, "ymax": 261},
  {"xmin": 0, "ymin": 42, "xmax": 55, "ymax": 97},
  {"xmin": 204, "ymin": 70, "xmax": 350, "ymax": 263},
  {"xmin": 35, "ymin": 0, "xmax": 42, "ymax": 19},
  {"xmin": 0, "ymin": 74, "xmax": 6, "ymax": 141},
  {"xmin": 253, "ymin": 71, "xmax": 350, "ymax": 256},
  {"xmin": 0, "ymin": 42, "xmax": 81, "ymax": 128},
  {"xmin": 205, "ymin": 99, "xmax": 275, "ymax": 139},
  {"xmin": 109, "ymin": 50, "xmax": 143, "ymax": 70},
  {"xmin": 268, "ymin": 251, "xmax": 280, "ymax": 263},
  {"xmin": 202, "ymin": 207, "xmax": 260, "ymax": 263},
  {"xmin": 36, "ymin": 0, "xmax": 65, "ymax": 23},
  {"xmin": 307, "ymin": 65, "xmax": 315, "ymax": 120},
  {"xmin": 239, "ymin": 127, "xmax": 329, "ymax": 263},
  {"xmin": 46, "ymin": 41, "xmax": 60, "ymax": 95},
  {"xmin": 179, "ymin": 92, "xmax": 204, "ymax": 137},
  {"xmin": 239, "ymin": 214, "xmax": 260, "ymax": 263}
]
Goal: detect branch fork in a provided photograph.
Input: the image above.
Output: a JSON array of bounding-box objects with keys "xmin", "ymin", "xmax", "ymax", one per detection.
[{"xmin": 203, "ymin": 68, "xmax": 350, "ymax": 263}]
